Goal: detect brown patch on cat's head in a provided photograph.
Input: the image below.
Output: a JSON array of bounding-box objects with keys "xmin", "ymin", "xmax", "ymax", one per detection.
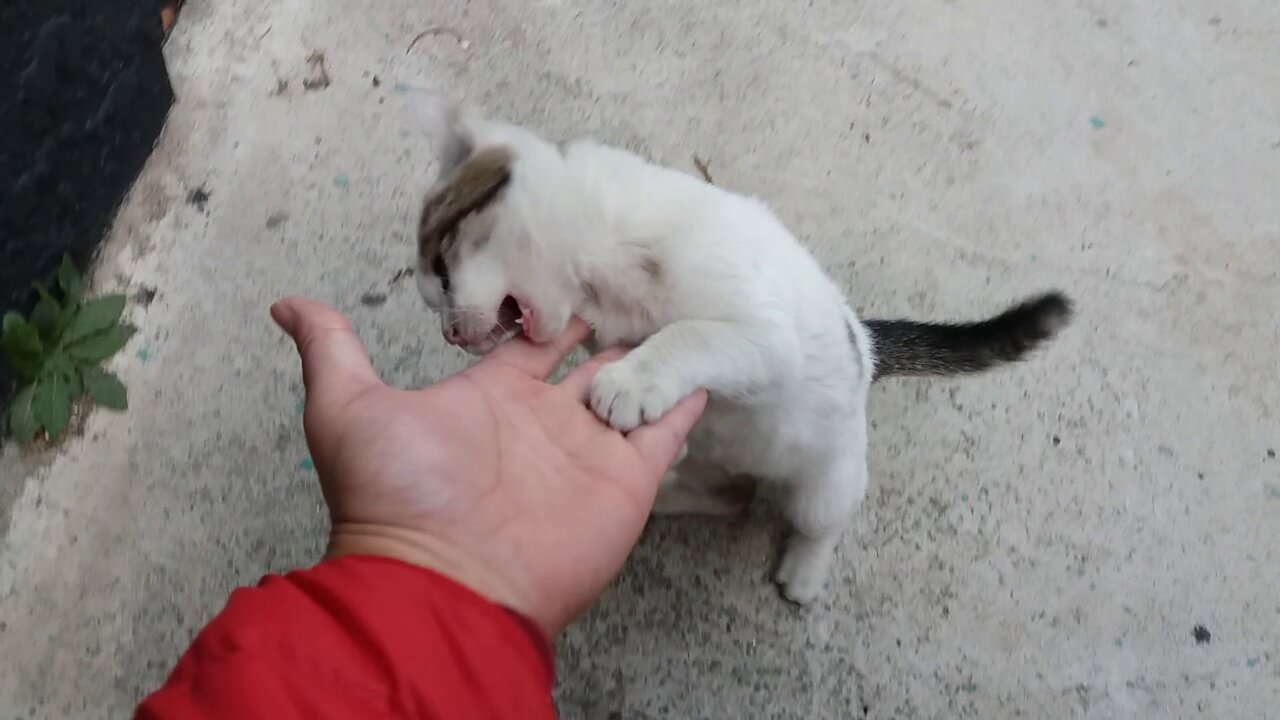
[{"xmin": 418, "ymin": 146, "xmax": 515, "ymax": 262}]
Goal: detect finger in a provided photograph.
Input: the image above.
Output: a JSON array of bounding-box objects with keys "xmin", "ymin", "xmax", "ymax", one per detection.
[
  {"xmin": 271, "ymin": 298, "xmax": 381, "ymax": 404},
  {"xmin": 627, "ymin": 390, "xmax": 708, "ymax": 471},
  {"xmin": 486, "ymin": 315, "xmax": 592, "ymax": 379},
  {"xmin": 556, "ymin": 347, "xmax": 627, "ymax": 400}
]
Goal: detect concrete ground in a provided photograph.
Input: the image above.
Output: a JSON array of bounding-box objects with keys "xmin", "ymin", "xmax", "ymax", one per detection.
[{"xmin": 2, "ymin": 0, "xmax": 1277, "ymax": 717}]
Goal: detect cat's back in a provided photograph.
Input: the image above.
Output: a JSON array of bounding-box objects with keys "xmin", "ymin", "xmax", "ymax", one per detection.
[
  {"xmin": 559, "ymin": 136, "xmax": 852, "ymax": 365},
  {"xmin": 561, "ymin": 139, "xmax": 818, "ymax": 264},
  {"xmin": 561, "ymin": 138, "xmax": 721, "ymax": 219}
]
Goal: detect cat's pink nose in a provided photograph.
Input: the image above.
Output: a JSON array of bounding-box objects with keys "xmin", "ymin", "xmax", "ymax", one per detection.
[{"xmin": 443, "ymin": 326, "xmax": 464, "ymax": 346}]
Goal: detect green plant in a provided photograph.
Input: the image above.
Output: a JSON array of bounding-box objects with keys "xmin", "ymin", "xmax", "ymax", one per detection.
[{"xmin": 2, "ymin": 255, "xmax": 135, "ymax": 443}]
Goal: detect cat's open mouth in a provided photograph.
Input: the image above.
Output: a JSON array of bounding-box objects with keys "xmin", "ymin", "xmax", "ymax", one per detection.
[
  {"xmin": 444, "ymin": 295, "xmax": 534, "ymax": 353},
  {"xmin": 466, "ymin": 294, "xmax": 535, "ymax": 354},
  {"xmin": 497, "ymin": 295, "xmax": 527, "ymax": 337}
]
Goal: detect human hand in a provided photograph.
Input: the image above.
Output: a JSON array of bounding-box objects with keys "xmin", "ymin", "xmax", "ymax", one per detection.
[{"xmin": 271, "ymin": 298, "xmax": 706, "ymax": 635}]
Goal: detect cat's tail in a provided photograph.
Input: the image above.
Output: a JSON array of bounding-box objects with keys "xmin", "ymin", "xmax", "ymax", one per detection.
[{"xmin": 865, "ymin": 292, "xmax": 1072, "ymax": 381}]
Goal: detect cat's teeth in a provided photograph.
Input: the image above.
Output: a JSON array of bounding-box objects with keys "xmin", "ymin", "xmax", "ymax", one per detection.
[{"xmin": 515, "ymin": 318, "xmax": 524, "ymax": 325}]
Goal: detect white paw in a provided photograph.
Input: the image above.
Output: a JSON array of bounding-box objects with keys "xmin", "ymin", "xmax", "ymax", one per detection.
[
  {"xmin": 589, "ymin": 359, "xmax": 683, "ymax": 432},
  {"xmin": 774, "ymin": 534, "xmax": 837, "ymax": 604}
]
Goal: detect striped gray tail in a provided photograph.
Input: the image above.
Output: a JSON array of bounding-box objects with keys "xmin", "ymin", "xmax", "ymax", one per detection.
[{"xmin": 866, "ymin": 292, "xmax": 1072, "ymax": 381}]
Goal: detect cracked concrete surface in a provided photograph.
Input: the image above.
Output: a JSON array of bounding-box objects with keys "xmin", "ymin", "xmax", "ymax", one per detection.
[{"xmin": 2, "ymin": 1, "xmax": 1278, "ymax": 717}]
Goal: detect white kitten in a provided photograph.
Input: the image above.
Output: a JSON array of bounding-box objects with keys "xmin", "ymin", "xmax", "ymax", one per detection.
[{"xmin": 412, "ymin": 107, "xmax": 1071, "ymax": 603}]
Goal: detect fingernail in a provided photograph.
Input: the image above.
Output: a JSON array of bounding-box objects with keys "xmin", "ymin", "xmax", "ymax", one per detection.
[{"xmin": 270, "ymin": 301, "xmax": 297, "ymax": 331}]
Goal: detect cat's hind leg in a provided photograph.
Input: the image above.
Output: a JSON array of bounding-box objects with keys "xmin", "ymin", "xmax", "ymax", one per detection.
[{"xmin": 774, "ymin": 423, "xmax": 868, "ymax": 604}]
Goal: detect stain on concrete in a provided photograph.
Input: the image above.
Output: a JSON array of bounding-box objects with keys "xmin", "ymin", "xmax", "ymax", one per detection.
[
  {"xmin": 1193, "ymin": 625, "xmax": 1211, "ymax": 645},
  {"xmin": 134, "ymin": 286, "xmax": 158, "ymax": 307},
  {"xmin": 359, "ymin": 291, "xmax": 387, "ymax": 307},
  {"xmin": 302, "ymin": 51, "xmax": 330, "ymax": 91},
  {"xmin": 186, "ymin": 186, "xmax": 210, "ymax": 211}
]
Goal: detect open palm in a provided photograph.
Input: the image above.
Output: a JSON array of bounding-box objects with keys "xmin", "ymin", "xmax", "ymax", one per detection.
[{"xmin": 273, "ymin": 299, "xmax": 705, "ymax": 634}]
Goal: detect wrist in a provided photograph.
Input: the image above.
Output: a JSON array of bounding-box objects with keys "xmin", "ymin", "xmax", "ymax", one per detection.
[{"xmin": 326, "ymin": 522, "xmax": 527, "ymax": 620}]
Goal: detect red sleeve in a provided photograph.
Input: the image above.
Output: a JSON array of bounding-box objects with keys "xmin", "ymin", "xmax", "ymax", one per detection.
[{"xmin": 136, "ymin": 555, "xmax": 556, "ymax": 720}]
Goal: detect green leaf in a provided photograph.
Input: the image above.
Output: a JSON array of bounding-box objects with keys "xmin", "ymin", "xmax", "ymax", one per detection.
[
  {"xmin": 58, "ymin": 255, "xmax": 82, "ymax": 307},
  {"xmin": 63, "ymin": 294, "xmax": 126, "ymax": 345},
  {"xmin": 65, "ymin": 323, "xmax": 136, "ymax": 363},
  {"xmin": 34, "ymin": 373, "xmax": 72, "ymax": 439},
  {"xmin": 7, "ymin": 384, "xmax": 40, "ymax": 443},
  {"xmin": 31, "ymin": 292, "xmax": 64, "ymax": 344},
  {"xmin": 58, "ymin": 296, "xmax": 79, "ymax": 338},
  {"xmin": 2, "ymin": 313, "xmax": 44, "ymax": 379},
  {"xmin": 2, "ymin": 312, "xmax": 41, "ymax": 353},
  {"xmin": 47, "ymin": 354, "xmax": 82, "ymax": 397},
  {"xmin": 82, "ymin": 366, "xmax": 127, "ymax": 410}
]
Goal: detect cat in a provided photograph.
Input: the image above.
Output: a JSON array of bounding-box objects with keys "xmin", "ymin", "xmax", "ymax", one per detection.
[{"xmin": 411, "ymin": 104, "xmax": 1071, "ymax": 603}]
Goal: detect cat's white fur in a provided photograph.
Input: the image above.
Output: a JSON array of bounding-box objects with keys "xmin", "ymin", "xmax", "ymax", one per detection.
[{"xmin": 415, "ymin": 110, "xmax": 873, "ymax": 602}]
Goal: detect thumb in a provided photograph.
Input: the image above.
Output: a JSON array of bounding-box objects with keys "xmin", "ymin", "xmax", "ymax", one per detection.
[
  {"xmin": 627, "ymin": 390, "xmax": 708, "ymax": 474},
  {"xmin": 272, "ymin": 298, "xmax": 381, "ymax": 405}
]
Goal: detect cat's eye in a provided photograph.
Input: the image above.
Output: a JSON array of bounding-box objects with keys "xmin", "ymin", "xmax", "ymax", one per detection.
[{"xmin": 431, "ymin": 254, "xmax": 450, "ymax": 293}]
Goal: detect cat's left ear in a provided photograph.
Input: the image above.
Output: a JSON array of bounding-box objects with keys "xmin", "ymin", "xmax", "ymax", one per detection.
[{"xmin": 401, "ymin": 89, "xmax": 475, "ymax": 174}]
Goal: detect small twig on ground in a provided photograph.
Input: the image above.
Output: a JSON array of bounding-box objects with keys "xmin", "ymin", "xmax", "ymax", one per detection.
[
  {"xmin": 406, "ymin": 26, "xmax": 468, "ymax": 54},
  {"xmin": 693, "ymin": 154, "xmax": 715, "ymax": 184}
]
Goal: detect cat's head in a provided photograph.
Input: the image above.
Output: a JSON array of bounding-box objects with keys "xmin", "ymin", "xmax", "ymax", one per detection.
[{"xmin": 413, "ymin": 105, "xmax": 575, "ymax": 355}]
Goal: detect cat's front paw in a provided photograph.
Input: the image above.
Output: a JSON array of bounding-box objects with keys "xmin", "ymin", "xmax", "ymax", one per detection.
[{"xmin": 590, "ymin": 359, "xmax": 683, "ymax": 432}]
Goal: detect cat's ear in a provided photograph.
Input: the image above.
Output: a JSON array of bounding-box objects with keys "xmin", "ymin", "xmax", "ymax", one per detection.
[{"xmin": 400, "ymin": 89, "xmax": 476, "ymax": 173}]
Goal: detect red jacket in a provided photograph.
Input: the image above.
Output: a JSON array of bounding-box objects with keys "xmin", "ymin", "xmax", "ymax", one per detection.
[{"xmin": 136, "ymin": 556, "xmax": 556, "ymax": 719}]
